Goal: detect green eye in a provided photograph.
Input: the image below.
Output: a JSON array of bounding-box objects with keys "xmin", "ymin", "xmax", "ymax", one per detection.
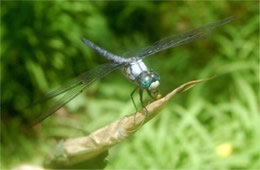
[
  {"xmin": 151, "ymin": 72, "xmax": 160, "ymax": 81},
  {"xmin": 155, "ymin": 75, "xmax": 160, "ymax": 81},
  {"xmin": 141, "ymin": 77, "xmax": 152, "ymax": 88}
]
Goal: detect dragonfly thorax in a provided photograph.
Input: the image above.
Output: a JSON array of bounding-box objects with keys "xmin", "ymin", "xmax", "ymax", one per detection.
[
  {"xmin": 123, "ymin": 59, "xmax": 148, "ymax": 81},
  {"xmin": 123, "ymin": 59, "xmax": 160, "ymax": 91}
]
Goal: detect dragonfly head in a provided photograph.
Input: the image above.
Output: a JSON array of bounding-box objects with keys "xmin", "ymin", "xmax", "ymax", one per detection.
[{"xmin": 137, "ymin": 71, "xmax": 160, "ymax": 93}]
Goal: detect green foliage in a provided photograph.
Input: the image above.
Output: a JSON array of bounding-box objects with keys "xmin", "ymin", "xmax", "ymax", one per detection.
[{"xmin": 1, "ymin": 1, "xmax": 259, "ymax": 169}]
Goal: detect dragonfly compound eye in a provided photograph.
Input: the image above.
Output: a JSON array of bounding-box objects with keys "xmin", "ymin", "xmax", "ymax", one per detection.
[
  {"xmin": 141, "ymin": 76, "xmax": 152, "ymax": 89},
  {"xmin": 151, "ymin": 71, "xmax": 160, "ymax": 81},
  {"xmin": 154, "ymin": 74, "xmax": 160, "ymax": 81}
]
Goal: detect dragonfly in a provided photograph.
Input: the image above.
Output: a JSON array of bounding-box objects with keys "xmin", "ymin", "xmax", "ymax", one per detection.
[{"xmin": 30, "ymin": 16, "xmax": 235, "ymax": 127}]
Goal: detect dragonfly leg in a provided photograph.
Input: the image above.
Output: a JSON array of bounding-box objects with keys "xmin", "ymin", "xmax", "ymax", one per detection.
[
  {"xmin": 130, "ymin": 86, "xmax": 139, "ymax": 113},
  {"xmin": 147, "ymin": 90, "xmax": 155, "ymax": 99},
  {"xmin": 124, "ymin": 88, "xmax": 150, "ymax": 133},
  {"xmin": 138, "ymin": 88, "xmax": 148, "ymax": 128},
  {"xmin": 147, "ymin": 89, "xmax": 161, "ymax": 100},
  {"xmin": 139, "ymin": 88, "xmax": 148, "ymax": 114},
  {"xmin": 130, "ymin": 86, "xmax": 141, "ymax": 125}
]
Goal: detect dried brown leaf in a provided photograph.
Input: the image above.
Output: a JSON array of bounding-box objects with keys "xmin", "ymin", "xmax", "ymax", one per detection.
[{"xmin": 44, "ymin": 77, "xmax": 212, "ymax": 167}]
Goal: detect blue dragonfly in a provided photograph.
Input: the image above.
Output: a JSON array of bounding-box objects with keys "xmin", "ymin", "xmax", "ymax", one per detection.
[{"xmin": 30, "ymin": 16, "xmax": 235, "ymax": 127}]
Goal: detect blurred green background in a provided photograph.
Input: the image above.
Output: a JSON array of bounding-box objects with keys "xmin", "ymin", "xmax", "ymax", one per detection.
[{"xmin": 1, "ymin": 1, "xmax": 259, "ymax": 169}]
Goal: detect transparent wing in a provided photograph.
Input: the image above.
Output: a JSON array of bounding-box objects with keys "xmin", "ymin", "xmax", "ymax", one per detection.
[
  {"xmin": 29, "ymin": 82, "xmax": 86, "ymax": 127},
  {"xmin": 30, "ymin": 80, "xmax": 83, "ymax": 106},
  {"xmin": 29, "ymin": 62, "xmax": 126, "ymax": 127},
  {"xmin": 123, "ymin": 16, "xmax": 235, "ymax": 59}
]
